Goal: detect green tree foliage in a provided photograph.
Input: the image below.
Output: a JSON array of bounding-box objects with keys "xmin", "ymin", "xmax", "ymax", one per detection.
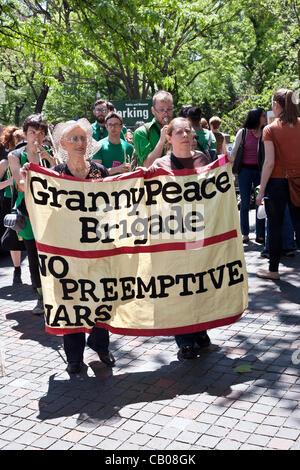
[{"xmin": 0, "ymin": 0, "xmax": 298, "ymax": 132}]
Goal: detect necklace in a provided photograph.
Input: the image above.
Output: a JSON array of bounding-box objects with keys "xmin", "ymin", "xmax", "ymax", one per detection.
[{"xmin": 68, "ymin": 162, "xmax": 90, "ymax": 178}]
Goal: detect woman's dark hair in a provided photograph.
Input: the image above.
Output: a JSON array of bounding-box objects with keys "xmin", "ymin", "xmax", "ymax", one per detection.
[
  {"xmin": 243, "ymin": 108, "xmax": 264, "ymax": 130},
  {"xmin": 23, "ymin": 114, "xmax": 48, "ymax": 134},
  {"xmin": 273, "ymin": 88, "xmax": 299, "ymax": 125},
  {"xmin": 178, "ymin": 104, "xmax": 193, "ymax": 118},
  {"xmin": 186, "ymin": 106, "xmax": 201, "ymax": 123}
]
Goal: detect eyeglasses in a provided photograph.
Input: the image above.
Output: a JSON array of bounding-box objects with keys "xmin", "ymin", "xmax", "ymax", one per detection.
[
  {"xmin": 66, "ymin": 135, "xmax": 87, "ymax": 143},
  {"xmin": 154, "ymin": 106, "xmax": 174, "ymax": 115},
  {"xmin": 106, "ymin": 122, "xmax": 122, "ymax": 128},
  {"xmin": 94, "ymin": 107, "xmax": 107, "ymax": 113}
]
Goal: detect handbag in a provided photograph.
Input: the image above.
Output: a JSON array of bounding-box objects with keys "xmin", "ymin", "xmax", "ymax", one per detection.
[
  {"xmin": 288, "ymin": 176, "xmax": 300, "ymax": 207},
  {"xmin": 232, "ymin": 128, "xmax": 247, "ymax": 175},
  {"xmin": 1, "ymin": 227, "xmax": 25, "ymax": 251},
  {"xmin": 3, "ymin": 210, "xmax": 27, "ymax": 232}
]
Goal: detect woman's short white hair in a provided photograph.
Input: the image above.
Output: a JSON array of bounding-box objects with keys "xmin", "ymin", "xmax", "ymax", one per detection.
[{"xmin": 52, "ymin": 118, "xmax": 101, "ymax": 162}]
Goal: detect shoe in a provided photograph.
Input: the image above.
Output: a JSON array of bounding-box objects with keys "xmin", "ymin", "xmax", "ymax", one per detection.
[
  {"xmin": 66, "ymin": 362, "xmax": 83, "ymax": 374},
  {"xmin": 260, "ymin": 250, "xmax": 270, "ymax": 259},
  {"xmin": 177, "ymin": 345, "xmax": 197, "ymax": 360},
  {"xmin": 255, "ymin": 237, "xmax": 264, "ymax": 244},
  {"xmin": 195, "ymin": 331, "xmax": 211, "ymax": 349},
  {"xmin": 32, "ymin": 297, "xmax": 44, "ymax": 315},
  {"xmin": 256, "ymin": 269, "xmax": 280, "ymax": 280},
  {"xmin": 12, "ymin": 267, "xmax": 22, "ymax": 286},
  {"xmin": 98, "ymin": 351, "xmax": 115, "ymax": 367},
  {"xmin": 242, "ymin": 235, "xmax": 249, "ymax": 243}
]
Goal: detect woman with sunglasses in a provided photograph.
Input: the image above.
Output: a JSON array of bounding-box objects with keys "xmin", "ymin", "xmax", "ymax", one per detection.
[{"xmin": 21, "ymin": 119, "xmax": 115, "ymax": 374}]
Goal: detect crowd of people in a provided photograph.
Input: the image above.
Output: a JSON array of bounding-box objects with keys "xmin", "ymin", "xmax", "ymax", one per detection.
[{"xmin": 0, "ymin": 88, "xmax": 299, "ymax": 372}]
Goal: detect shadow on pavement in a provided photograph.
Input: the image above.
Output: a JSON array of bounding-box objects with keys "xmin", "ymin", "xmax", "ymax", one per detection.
[{"xmin": 36, "ymin": 342, "xmax": 299, "ymax": 427}]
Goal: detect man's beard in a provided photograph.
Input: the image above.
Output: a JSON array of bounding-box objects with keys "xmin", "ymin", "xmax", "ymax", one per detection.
[{"xmin": 97, "ymin": 116, "xmax": 105, "ymax": 124}]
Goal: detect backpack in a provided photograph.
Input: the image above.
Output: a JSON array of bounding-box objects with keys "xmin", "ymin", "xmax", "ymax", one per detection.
[{"xmin": 196, "ymin": 130, "xmax": 218, "ymax": 162}]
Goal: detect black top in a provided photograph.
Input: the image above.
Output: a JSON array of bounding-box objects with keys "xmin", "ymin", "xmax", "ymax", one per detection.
[
  {"xmin": 0, "ymin": 144, "xmax": 8, "ymax": 161},
  {"xmin": 52, "ymin": 161, "xmax": 109, "ymax": 179}
]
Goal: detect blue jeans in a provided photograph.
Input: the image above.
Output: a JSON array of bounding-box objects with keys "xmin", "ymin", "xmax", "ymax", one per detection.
[
  {"xmin": 238, "ymin": 167, "xmax": 264, "ymax": 238},
  {"xmin": 265, "ymin": 178, "xmax": 300, "ymax": 271},
  {"xmin": 265, "ymin": 205, "xmax": 295, "ymax": 251}
]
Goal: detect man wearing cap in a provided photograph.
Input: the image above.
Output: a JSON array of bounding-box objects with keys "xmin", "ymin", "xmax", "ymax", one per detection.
[{"xmin": 132, "ymin": 90, "xmax": 174, "ymax": 168}]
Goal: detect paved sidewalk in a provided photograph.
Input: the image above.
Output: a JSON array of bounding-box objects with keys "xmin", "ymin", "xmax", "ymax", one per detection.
[{"xmin": 0, "ymin": 224, "xmax": 299, "ymax": 451}]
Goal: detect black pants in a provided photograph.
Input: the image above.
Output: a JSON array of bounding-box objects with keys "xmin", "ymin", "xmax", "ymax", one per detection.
[
  {"xmin": 23, "ymin": 238, "xmax": 41, "ymax": 289},
  {"xmin": 175, "ymin": 330, "xmax": 207, "ymax": 348},
  {"xmin": 265, "ymin": 178, "xmax": 300, "ymax": 272},
  {"xmin": 63, "ymin": 328, "xmax": 109, "ymax": 363}
]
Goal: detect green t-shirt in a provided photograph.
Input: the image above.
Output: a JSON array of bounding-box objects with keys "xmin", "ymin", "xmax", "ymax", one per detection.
[
  {"xmin": 91, "ymin": 137, "xmax": 134, "ymax": 171},
  {"xmin": 132, "ymin": 119, "xmax": 162, "ymax": 166},
  {"xmin": 14, "ymin": 151, "xmax": 34, "ymax": 240},
  {"xmin": 3, "ymin": 169, "xmax": 12, "ymax": 199},
  {"xmin": 92, "ymin": 121, "xmax": 126, "ymax": 160},
  {"xmin": 196, "ymin": 129, "xmax": 216, "ymax": 152}
]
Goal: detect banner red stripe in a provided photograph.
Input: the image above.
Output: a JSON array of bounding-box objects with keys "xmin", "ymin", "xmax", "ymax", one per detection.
[
  {"xmin": 28, "ymin": 154, "xmax": 228, "ymax": 182},
  {"xmin": 45, "ymin": 312, "xmax": 243, "ymax": 336},
  {"xmin": 36, "ymin": 229, "xmax": 237, "ymax": 259}
]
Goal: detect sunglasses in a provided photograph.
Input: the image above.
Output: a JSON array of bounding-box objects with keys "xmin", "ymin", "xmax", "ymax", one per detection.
[{"xmin": 66, "ymin": 135, "xmax": 87, "ymax": 143}]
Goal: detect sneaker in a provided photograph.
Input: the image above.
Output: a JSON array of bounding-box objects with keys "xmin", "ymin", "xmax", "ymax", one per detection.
[
  {"xmin": 195, "ymin": 331, "xmax": 211, "ymax": 349},
  {"xmin": 177, "ymin": 345, "xmax": 197, "ymax": 360},
  {"xmin": 12, "ymin": 268, "xmax": 22, "ymax": 286},
  {"xmin": 242, "ymin": 235, "xmax": 249, "ymax": 243},
  {"xmin": 32, "ymin": 298, "xmax": 44, "ymax": 315},
  {"xmin": 256, "ymin": 269, "xmax": 280, "ymax": 280}
]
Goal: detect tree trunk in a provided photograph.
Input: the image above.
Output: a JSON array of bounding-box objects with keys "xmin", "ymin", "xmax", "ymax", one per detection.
[
  {"xmin": 14, "ymin": 100, "xmax": 27, "ymax": 126},
  {"xmin": 34, "ymin": 83, "xmax": 49, "ymax": 114}
]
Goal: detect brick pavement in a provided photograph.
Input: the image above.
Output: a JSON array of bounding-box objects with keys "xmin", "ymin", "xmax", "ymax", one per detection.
[{"xmin": 0, "ymin": 221, "xmax": 299, "ymax": 451}]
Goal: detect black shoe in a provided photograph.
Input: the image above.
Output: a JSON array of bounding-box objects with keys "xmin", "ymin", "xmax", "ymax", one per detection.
[
  {"xmin": 177, "ymin": 345, "xmax": 197, "ymax": 360},
  {"xmin": 66, "ymin": 362, "xmax": 83, "ymax": 374},
  {"xmin": 98, "ymin": 351, "xmax": 115, "ymax": 367},
  {"xmin": 195, "ymin": 331, "xmax": 211, "ymax": 349},
  {"xmin": 12, "ymin": 268, "xmax": 22, "ymax": 286}
]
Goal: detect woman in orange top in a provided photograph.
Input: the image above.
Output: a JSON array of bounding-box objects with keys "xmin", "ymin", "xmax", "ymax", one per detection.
[{"xmin": 256, "ymin": 89, "xmax": 300, "ymax": 280}]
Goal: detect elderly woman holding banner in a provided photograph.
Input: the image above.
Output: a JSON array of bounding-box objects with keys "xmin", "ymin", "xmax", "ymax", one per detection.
[
  {"xmin": 149, "ymin": 117, "xmax": 212, "ymax": 360},
  {"xmin": 22, "ymin": 118, "xmax": 115, "ymax": 374}
]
